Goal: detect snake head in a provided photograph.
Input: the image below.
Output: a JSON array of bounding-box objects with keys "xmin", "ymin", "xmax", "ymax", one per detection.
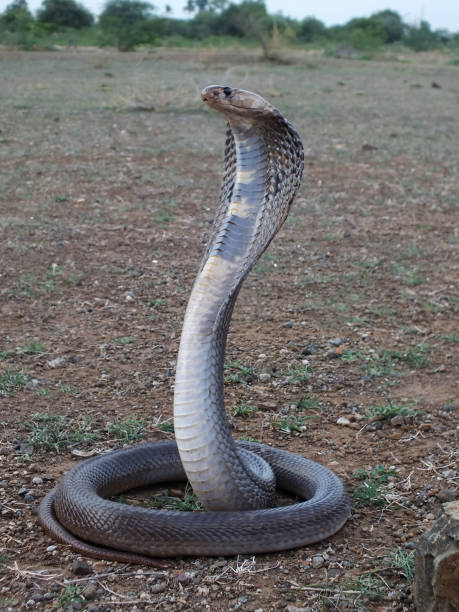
[{"xmin": 201, "ymin": 85, "xmax": 273, "ymax": 119}]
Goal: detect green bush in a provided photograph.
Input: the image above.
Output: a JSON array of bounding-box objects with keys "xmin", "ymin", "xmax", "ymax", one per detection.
[
  {"xmin": 403, "ymin": 21, "xmax": 441, "ymax": 51},
  {"xmin": 1, "ymin": 0, "xmax": 33, "ymax": 32},
  {"xmin": 99, "ymin": 0, "xmax": 156, "ymax": 50},
  {"xmin": 37, "ymin": 0, "xmax": 94, "ymax": 28}
]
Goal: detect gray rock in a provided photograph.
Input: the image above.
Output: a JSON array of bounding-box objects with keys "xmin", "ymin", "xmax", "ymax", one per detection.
[
  {"xmin": 390, "ymin": 414, "xmax": 404, "ymax": 427},
  {"xmin": 150, "ymin": 582, "xmax": 167, "ymax": 594},
  {"xmin": 84, "ymin": 584, "xmax": 98, "ymax": 600},
  {"xmin": 437, "ymin": 489, "xmax": 457, "ymax": 503},
  {"xmin": 283, "ymin": 321, "xmax": 294, "ymax": 328},
  {"xmin": 312, "ymin": 555, "xmax": 325, "ymax": 568},
  {"xmin": 413, "ymin": 500, "xmax": 459, "ymax": 611},
  {"xmin": 366, "ymin": 420, "xmax": 383, "ymax": 431},
  {"xmin": 330, "ymin": 337, "xmax": 343, "ymax": 346},
  {"xmin": 71, "ymin": 559, "xmax": 91, "ymax": 576},
  {"xmin": 176, "ymin": 571, "xmax": 195, "ymax": 585}
]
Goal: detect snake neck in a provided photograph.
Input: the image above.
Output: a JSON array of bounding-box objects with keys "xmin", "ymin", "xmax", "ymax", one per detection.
[{"xmin": 173, "ymin": 118, "xmax": 303, "ymax": 511}]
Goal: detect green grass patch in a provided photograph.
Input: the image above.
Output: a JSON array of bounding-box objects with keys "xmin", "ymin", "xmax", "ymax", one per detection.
[
  {"xmin": 365, "ymin": 402, "xmax": 415, "ymax": 420},
  {"xmin": 58, "ymin": 384, "xmax": 78, "ymax": 396},
  {"xmin": 386, "ymin": 546, "xmax": 415, "ymax": 582},
  {"xmin": 28, "ymin": 413, "xmax": 99, "ymax": 452},
  {"xmin": 232, "ymin": 401, "xmax": 255, "ymax": 417},
  {"xmin": 224, "ymin": 360, "xmax": 254, "ymax": 384},
  {"xmin": 112, "ymin": 336, "xmax": 135, "ymax": 345},
  {"xmin": 275, "ymin": 415, "xmax": 308, "ymax": 434},
  {"xmin": 295, "ymin": 395, "xmax": 318, "ymax": 412},
  {"xmin": 352, "ymin": 465, "xmax": 397, "ymax": 507},
  {"xmin": 284, "ymin": 365, "xmax": 311, "ymax": 385},
  {"xmin": 441, "ymin": 333, "xmax": 459, "ymax": 343},
  {"xmin": 22, "ymin": 341, "xmax": 46, "ymax": 355},
  {"xmin": 148, "ymin": 484, "xmax": 202, "ymax": 511},
  {"xmin": 58, "ymin": 584, "xmax": 86, "ymax": 608},
  {"xmin": 158, "ymin": 419, "xmax": 174, "ymax": 433},
  {"xmin": 107, "ymin": 416, "xmax": 145, "ymax": 441},
  {"xmin": 0, "ymin": 369, "xmax": 27, "ymax": 396}
]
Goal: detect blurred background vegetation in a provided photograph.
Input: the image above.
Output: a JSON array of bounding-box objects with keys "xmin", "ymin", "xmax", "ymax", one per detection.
[{"xmin": 0, "ymin": 0, "xmax": 458, "ymax": 56}]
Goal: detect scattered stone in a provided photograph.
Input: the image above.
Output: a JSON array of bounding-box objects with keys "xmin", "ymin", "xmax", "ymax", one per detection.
[
  {"xmin": 366, "ymin": 420, "xmax": 383, "ymax": 431},
  {"xmin": 258, "ymin": 372, "xmax": 271, "ymax": 383},
  {"xmin": 176, "ymin": 571, "xmax": 195, "ymax": 585},
  {"xmin": 413, "ymin": 500, "xmax": 459, "ymax": 612},
  {"xmin": 390, "ymin": 415, "xmax": 404, "ymax": 427},
  {"xmin": 362, "ymin": 143, "xmax": 378, "ymax": 151},
  {"xmin": 24, "ymin": 492, "xmax": 34, "ymax": 503},
  {"xmin": 282, "ymin": 321, "xmax": 294, "ymax": 328},
  {"xmin": 302, "ymin": 343, "xmax": 318, "ymax": 355},
  {"xmin": 25, "ymin": 379, "xmax": 39, "ymax": 390},
  {"xmin": 150, "ymin": 582, "xmax": 167, "ymax": 594},
  {"xmin": 47, "ymin": 357, "xmax": 66, "ymax": 368},
  {"xmin": 125, "ymin": 292, "xmax": 135, "ymax": 302},
  {"xmin": 330, "ymin": 337, "xmax": 343, "ymax": 346},
  {"xmin": 337, "ymin": 416, "xmax": 351, "ymax": 426},
  {"xmin": 84, "ymin": 584, "xmax": 98, "ymax": 600},
  {"xmin": 32, "ymin": 476, "xmax": 43, "ymax": 485},
  {"xmin": 312, "ymin": 555, "xmax": 325, "ymax": 568},
  {"xmin": 46, "ymin": 545, "xmax": 57, "ymax": 552},
  {"xmin": 431, "ymin": 81, "xmax": 441, "ymax": 88},
  {"xmin": 71, "ymin": 559, "xmax": 91, "ymax": 576},
  {"xmin": 437, "ymin": 489, "xmax": 457, "ymax": 503},
  {"xmin": 86, "ymin": 606, "xmax": 99, "ymax": 612}
]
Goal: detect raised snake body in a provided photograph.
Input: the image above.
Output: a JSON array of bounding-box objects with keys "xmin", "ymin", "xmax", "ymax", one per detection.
[{"xmin": 38, "ymin": 86, "xmax": 350, "ymax": 563}]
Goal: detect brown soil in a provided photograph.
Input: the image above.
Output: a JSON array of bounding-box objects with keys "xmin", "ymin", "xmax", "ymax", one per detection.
[{"xmin": 0, "ymin": 47, "xmax": 457, "ymax": 611}]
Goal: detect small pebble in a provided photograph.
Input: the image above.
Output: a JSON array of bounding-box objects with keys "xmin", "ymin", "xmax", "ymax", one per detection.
[
  {"xmin": 32, "ymin": 476, "xmax": 43, "ymax": 485},
  {"xmin": 437, "ymin": 488, "xmax": 457, "ymax": 503},
  {"xmin": 330, "ymin": 337, "xmax": 343, "ymax": 346},
  {"xmin": 282, "ymin": 321, "xmax": 294, "ymax": 328},
  {"xmin": 366, "ymin": 420, "xmax": 383, "ymax": 431},
  {"xmin": 312, "ymin": 554, "xmax": 325, "ymax": 568},
  {"xmin": 84, "ymin": 584, "xmax": 98, "ymax": 600},
  {"xmin": 47, "ymin": 357, "xmax": 66, "ymax": 368},
  {"xmin": 337, "ymin": 416, "xmax": 351, "ymax": 426},
  {"xmin": 71, "ymin": 559, "xmax": 91, "ymax": 576},
  {"xmin": 258, "ymin": 372, "xmax": 271, "ymax": 383},
  {"xmin": 390, "ymin": 415, "xmax": 404, "ymax": 427},
  {"xmin": 150, "ymin": 582, "xmax": 167, "ymax": 594},
  {"xmin": 176, "ymin": 571, "xmax": 195, "ymax": 585}
]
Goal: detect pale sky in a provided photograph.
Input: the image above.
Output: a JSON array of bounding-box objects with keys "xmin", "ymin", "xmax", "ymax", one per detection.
[{"xmin": 1, "ymin": 0, "xmax": 458, "ymax": 31}]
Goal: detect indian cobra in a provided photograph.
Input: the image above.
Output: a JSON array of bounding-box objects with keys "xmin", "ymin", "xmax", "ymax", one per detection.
[{"xmin": 38, "ymin": 86, "xmax": 350, "ymax": 564}]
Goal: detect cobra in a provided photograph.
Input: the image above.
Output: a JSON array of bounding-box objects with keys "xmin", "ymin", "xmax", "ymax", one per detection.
[{"xmin": 38, "ymin": 86, "xmax": 350, "ymax": 564}]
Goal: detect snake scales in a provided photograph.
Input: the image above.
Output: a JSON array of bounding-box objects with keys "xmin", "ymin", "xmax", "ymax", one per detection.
[{"xmin": 39, "ymin": 86, "xmax": 350, "ymax": 564}]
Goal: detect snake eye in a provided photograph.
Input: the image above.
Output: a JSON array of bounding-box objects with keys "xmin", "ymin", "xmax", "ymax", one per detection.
[{"xmin": 223, "ymin": 87, "xmax": 232, "ymax": 97}]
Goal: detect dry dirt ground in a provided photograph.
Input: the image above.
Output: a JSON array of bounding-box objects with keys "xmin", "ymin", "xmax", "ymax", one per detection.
[{"xmin": 0, "ymin": 47, "xmax": 457, "ymax": 611}]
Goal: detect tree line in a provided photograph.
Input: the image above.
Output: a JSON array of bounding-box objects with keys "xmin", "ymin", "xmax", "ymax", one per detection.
[{"xmin": 1, "ymin": 0, "xmax": 458, "ymax": 54}]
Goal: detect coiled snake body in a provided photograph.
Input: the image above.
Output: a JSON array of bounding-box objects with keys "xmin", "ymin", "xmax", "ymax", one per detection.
[{"xmin": 39, "ymin": 86, "xmax": 350, "ymax": 564}]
